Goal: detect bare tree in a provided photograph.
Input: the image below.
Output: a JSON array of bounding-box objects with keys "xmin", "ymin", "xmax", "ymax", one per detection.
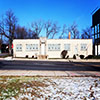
[
  {"xmin": 69, "ymin": 22, "xmax": 79, "ymax": 39},
  {"xmin": 5, "ymin": 9, "xmax": 17, "ymax": 38},
  {"xmin": 45, "ymin": 20, "xmax": 53, "ymax": 38},
  {"xmin": 0, "ymin": 23, "xmax": 3, "ymax": 46},
  {"xmin": 27, "ymin": 28, "xmax": 39, "ymax": 39},
  {"xmin": 26, "ymin": 29, "xmax": 32, "ymax": 39},
  {"xmin": 6, "ymin": 10, "xmax": 17, "ymax": 54},
  {"xmin": 32, "ymin": 33, "xmax": 39, "ymax": 39},
  {"xmin": 81, "ymin": 27, "xmax": 92, "ymax": 39},
  {"xmin": 15, "ymin": 26, "xmax": 27, "ymax": 39},
  {"xmin": 0, "ymin": 39, "xmax": 2, "ymax": 52},
  {"xmin": 0, "ymin": 30, "xmax": 3, "ymax": 52},
  {"xmin": 0, "ymin": 10, "xmax": 18, "ymax": 54},
  {"xmin": 51, "ymin": 23, "xmax": 60, "ymax": 39},
  {"xmin": 31, "ymin": 20, "xmax": 44, "ymax": 38},
  {"xmin": 59, "ymin": 24, "xmax": 68, "ymax": 39},
  {"xmin": 0, "ymin": 15, "xmax": 5, "ymax": 42}
]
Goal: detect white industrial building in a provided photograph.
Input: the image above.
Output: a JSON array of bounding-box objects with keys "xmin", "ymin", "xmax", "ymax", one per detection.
[{"xmin": 13, "ymin": 37, "xmax": 93, "ymax": 59}]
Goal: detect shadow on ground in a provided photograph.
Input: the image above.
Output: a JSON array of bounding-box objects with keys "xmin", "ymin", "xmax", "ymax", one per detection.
[{"xmin": 0, "ymin": 60, "xmax": 100, "ymax": 71}]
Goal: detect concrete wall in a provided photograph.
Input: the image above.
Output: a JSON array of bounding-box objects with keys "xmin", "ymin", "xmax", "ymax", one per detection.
[
  {"xmin": 46, "ymin": 39, "xmax": 92, "ymax": 58},
  {"xmin": 13, "ymin": 39, "xmax": 40, "ymax": 58},
  {"xmin": 13, "ymin": 39, "xmax": 93, "ymax": 58}
]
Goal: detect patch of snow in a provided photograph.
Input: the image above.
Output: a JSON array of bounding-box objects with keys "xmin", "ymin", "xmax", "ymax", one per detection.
[{"xmin": 3, "ymin": 77, "xmax": 100, "ymax": 100}]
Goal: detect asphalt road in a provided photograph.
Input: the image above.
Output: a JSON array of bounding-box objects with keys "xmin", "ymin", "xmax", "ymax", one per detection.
[{"xmin": 0, "ymin": 60, "xmax": 100, "ymax": 71}]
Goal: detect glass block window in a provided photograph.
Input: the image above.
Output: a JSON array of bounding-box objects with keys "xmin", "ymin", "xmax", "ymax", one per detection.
[
  {"xmin": 16, "ymin": 44, "xmax": 22, "ymax": 51},
  {"xmin": 48, "ymin": 44, "xmax": 61, "ymax": 51},
  {"xmin": 81, "ymin": 44, "xmax": 87, "ymax": 51},
  {"xmin": 64, "ymin": 44, "xmax": 70, "ymax": 51},
  {"xmin": 26, "ymin": 44, "xmax": 38, "ymax": 51}
]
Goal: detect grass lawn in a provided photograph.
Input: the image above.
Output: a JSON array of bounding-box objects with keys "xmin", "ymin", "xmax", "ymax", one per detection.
[
  {"xmin": 0, "ymin": 76, "xmax": 48, "ymax": 100},
  {"xmin": 0, "ymin": 76, "xmax": 100, "ymax": 100}
]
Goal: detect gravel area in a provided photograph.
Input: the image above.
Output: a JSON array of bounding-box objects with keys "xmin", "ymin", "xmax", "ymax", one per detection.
[{"xmin": 0, "ymin": 77, "xmax": 100, "ymax": 100}]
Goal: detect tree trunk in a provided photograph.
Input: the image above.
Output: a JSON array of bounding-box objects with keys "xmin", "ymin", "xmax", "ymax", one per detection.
[{"xmin": 9, "ymin": 39, "xmax": 12, "ymax": 55}]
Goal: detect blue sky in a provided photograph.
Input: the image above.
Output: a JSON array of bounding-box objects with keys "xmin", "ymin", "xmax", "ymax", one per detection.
[{"xmin": 0, "ymin": 0, "xmax": 100, "ymax": 37}]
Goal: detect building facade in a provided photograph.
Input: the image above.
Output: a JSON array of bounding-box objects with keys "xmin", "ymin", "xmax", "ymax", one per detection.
[
  {"xmin": 13, "ymin": 38, "xmax": 92, "ymax": 59},
  {"xmin": 92, "ymin": 8, "xmax": 100, "ymax": 55}
]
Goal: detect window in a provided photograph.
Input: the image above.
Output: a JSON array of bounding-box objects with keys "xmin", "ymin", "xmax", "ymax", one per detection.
[
  {"xmin": 48, "ymin": 44, "xmax": 60, "ymax": 51},
  {"xmin": 26, "ymin": 44, "xmax": 38, "ymax": 51},
  {"xmin": 95, "ymin": 26, "xmax": 97, "ymax": 33},
  {"xmin": 81, "ymin": 44, "xmax": 87, "ymax": 51},
  {"xmin": 64, "ymin": 44, "xmax": 70, "ymax": 51},
  {"xmin": 16, "ymin": 44, "xmax": 22, "ymax": 51},
  {"xmin": 97, "ymin": 24, "xmax": 99, "ymax": 33}
]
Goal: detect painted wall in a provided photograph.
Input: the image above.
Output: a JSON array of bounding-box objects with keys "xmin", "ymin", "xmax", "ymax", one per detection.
[
  {"xmin": 13, "ymin": 39, "xmax": 40, "ymax": 58},
  {"xmin": 13, "ymin": 38, "xmax": 93, "ymax": 58},
  {"xmin": 46, "ymin": 39, "xmax": 92, "ymax": 58}
]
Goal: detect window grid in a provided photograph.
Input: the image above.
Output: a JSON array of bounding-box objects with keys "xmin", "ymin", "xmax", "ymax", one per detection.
[
  {"xmin": 16, "ymin": 44, "xmax": 22, "ymax": 51},
  {"xmin": 26, "ymin": 44, "xmax": 38, "ymax": 51},
  {"xmin": 81, "ymin": 44, "xmax": 87, "ymax": 51},
  {"xmin": 48, "ymin": 44, "xmax": 61, "ymax": 51},
  {"xmin": 64, "ymin": 44, "xmax": 70, "ymax": 51}
]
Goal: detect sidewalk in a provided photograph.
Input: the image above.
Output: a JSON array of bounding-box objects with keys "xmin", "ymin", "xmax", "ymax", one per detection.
[
  {"xmin": 0, "ymin": 70, "xmax": 100, "ymax": 77},
  {"xmin": 1, "ymin": 56, "xmax": 100, "ymax": 62},
  {"xmin": 0, "ymin": 57, "xmax": 100, "ymax": 77}
]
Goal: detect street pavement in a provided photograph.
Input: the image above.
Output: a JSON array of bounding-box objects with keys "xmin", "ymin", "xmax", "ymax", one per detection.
[{"xmin": 0, "ymin": 59, "xmax": 100, "ymax": 77}]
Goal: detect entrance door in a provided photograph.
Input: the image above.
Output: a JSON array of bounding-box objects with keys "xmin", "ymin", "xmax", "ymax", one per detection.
[{"xmin": 41, "ymin": 43, "xmax": 45, "ymax": 55}]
